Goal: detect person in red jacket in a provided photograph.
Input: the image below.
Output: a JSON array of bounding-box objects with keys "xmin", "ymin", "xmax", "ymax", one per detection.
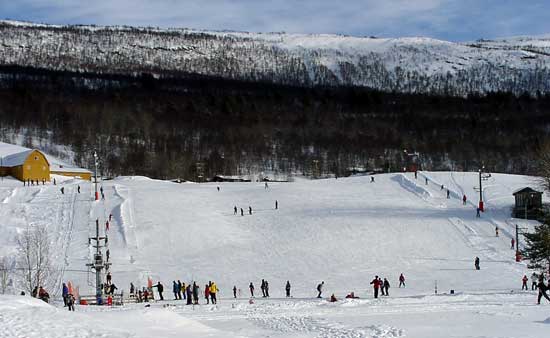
[
  {"xmin": 522, "ymin": 275, "xmax": 529, "ymax": 290},
  {"xmin": 205, "ymin": 284, "xmax": 211, "ymax": 304},
  {"xmin": 370, "ymin": 276, "xmax": 381, "ymax": 298},
  {"xmin": 399, "ymin": 273, "xmax": 406, "ymax": 288}
]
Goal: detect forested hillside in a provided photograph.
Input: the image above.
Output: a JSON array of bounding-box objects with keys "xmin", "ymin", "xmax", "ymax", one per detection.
[{"xmin": 0, "ymin": 65, "xmax": 547, "ymax": 179}]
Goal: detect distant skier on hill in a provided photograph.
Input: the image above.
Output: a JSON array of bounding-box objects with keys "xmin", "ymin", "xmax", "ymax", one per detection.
[
  {"xmin": 383, "ymin": 278, "xmax": 390, "ymax": 296},
  {"xmin": 241, "ymin": 208, "xmax": 244, "ymax": 216},
  {"xmin": 249, "ymin": 282, "xmax": 255, "ymax": 297},
  {"xmin": 446, "ymin": 189, "xmax": 450, "ymax": 199},
  {"xmin": 261, "ymin": 279, "xmax": 266, "ymax": 297},
  {"xmin": 265, "ymin": 280, "xmax": 270, "ymax": 297},
  {"xmin": 233, "ymin": 285, "xmax": 237, "ymax": 298},
  {"xmin": 234, "ymin": 206, "xmax": 238, "ymax": 215},
  {"xmin": 511, "ymin": 238, "xmax": 515, "ymax": 249},
  {"xmin": 474, "ymin": 257, "xmax": 480, "ymax": 270},
  {"xmin": 77, "ymin": 185, "xmax": 80, "ymax": 193},
  {"xmin": 275, "ymin": 200, "xmax": 278, "ymax": 209},
  {"xmin": 249, "ymin": 206, "xmax": 252, "ymax": 215},
  {"xmin": 522, "ymin": 275, "xmax": 529, "ymax": 290},
  {"xmin": 425, "ymin": 177, "xmax": 428, "ymax": 185},
  {"xmin": 317, "ymin": 281, "xmax": 324, "ymax": 298},
  {"xmin": 495, "ymin": 226, "xmax": 499, "ymax": 237},
  {"xmin": 399, "ymin": 273, "xmax": 406, "ymax": 287},
  {"xmin": 463, "ymin": 194, "xmax": 467, "ymax": 205},
  {"xmin": 370, "ymin": 176, "xmax": 375, "ymax": 183}
]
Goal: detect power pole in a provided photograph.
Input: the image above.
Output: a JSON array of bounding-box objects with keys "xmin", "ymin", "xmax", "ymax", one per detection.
[
  {"xmin": 93, "ymin": 151, "xmax": 99, "ymax": 200},
  {"xmin": 475, "ymin": 167, "xmax": 491, "ymax": 212},
  {"xmin": 86, "ymin": 219, "xmax": 110, "ymax": 303}
]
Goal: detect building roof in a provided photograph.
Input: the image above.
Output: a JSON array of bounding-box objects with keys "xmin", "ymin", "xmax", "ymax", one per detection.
[
  {"xmin": 1, "ymin": 149, "xmax": 50, "ymax": 167},
  {"xmin": 50, "ymin": 164, "xmax": 92, "ymax": 174},
  {"xmin": 512, "ymin": 187, "xmax": 543, "ymax": 195}
]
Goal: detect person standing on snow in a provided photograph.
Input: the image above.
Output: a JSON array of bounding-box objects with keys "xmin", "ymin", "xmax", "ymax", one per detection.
[
  {"xmin": 446, "ymin": 189, "xmax": 450, "ymax": 199},
  {"xmin": 233, "ymin": 285, "xmax": 237, "ymax": 298},
  {"xmin": 383, "ymin": 278, "xmax": 390, "ymax": 296},
  {"xmin": 205, "ymin": 283, "xmax": 211, "ymax": 304},
  {"xmin": 181, "ymin": 282, "xmax": 186, "ymax": 300},
  {"xmin": 186, "ymin": 284, "xmax": 193, "ymax": 305},
  {"xmin": 474, "ymin": 257, "xmax": 480, "ymax": 270},
  {"xmin": 380, "ymin": 277, "xmax": 386, "ymax": 296},
  {"xmin": 234, "ymin": 206, "xmax": 238, "ymax": 215},
  {"xmin": 177, "ymin": 280, "xmax": 182, "ymax": 300},
  {"xmin": 537, "ymin": 275, "xmax": 550, "ymax": 304},
  {"xmin": 265, "ymin": 280, "xmax": 270, "ymax": 297},
  {"xmin": 173, "ymin": 281, "xmax": 179, "ymax": 300},
  {"xmin": 275, "ymin": 200, "xmax": 278, "ymax": 210},
  {"xmin": 153, "ymin": 281, "xmax": 164, "ymax": 301},
  {"xmin": 317, "ymin": 281, "xmax": 324, "ymax": 298},
  {"xmin": 261, "ymin": 279, "xmax": 266, "ymax": 297},
  {"xmin": 511, "ymin": 238, "xmax": 515, "ymax": 249},
  {"xmin": 495, "ymin": 226, "xmax": 499, "ymax": 237},
  {"xmin": 522, "ymin": 275, "xmax": 529, "ymax": 290},
  {"xmin": 77, "ymin": 185, "xmax": 80, "ymax": 193},
  {"xmin": 370, "ymin": 276, "xmax": 381, "ymax": 298},
  {"xmin": 209, "ymin": 281, "xmax": 218, "ymax": 304},
  {"xmin": 399, "ymin": 273, "xmax": 406, "ymax": 288},
  {"xmin": 463, "ymin": 194, "xmax": 467, "ymax": 205},
  {"xmin": 241, "ymin": 208, "xmax": 244, "ymax": 216},
  {"xmin": 62, "ymin": 283, "xmax": 69, "ymax": 306},
  {"xmin": 286, "ymin": 281, "xmax": 291, "ymax": 297},
  {"xmin": 532, "ymin": 272, "xmax": 539, "ymax": 290},
  {"xmin": 249, "ymin": 282, "xmax": 255, "ymax": 297},
  {"xmin": 67, "ymin": 293, "xmax": 75, "ymax": 311},
  {"xmin": 249, "ymin": 206, "xmax": 252, "ymax": 215},
  {"xmin": 192, "ymin": 282, "xmax": 199, "ymax": 304}
]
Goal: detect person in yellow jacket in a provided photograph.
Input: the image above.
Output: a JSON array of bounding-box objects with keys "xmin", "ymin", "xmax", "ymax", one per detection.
[{"xmin": 209, "ymin": 281, "xmax": 218, "ymax": 304}]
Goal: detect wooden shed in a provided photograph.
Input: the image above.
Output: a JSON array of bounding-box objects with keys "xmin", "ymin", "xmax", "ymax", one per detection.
[
  {"xmin": 512, "ymin": 187, "xmax": 543, "ymax": 219},
  {"xmin": 0, "ymin": 149, "xmax": 50, "ymax": 182}
]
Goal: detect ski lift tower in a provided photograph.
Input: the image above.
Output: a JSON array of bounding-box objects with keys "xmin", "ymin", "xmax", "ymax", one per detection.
[
  {"xmin": 93, "ymin": 151, "xmax": 99, "ymax": 200},
  {"xmin": 86, "ymin": 219, "xmax": 111, "ymax": 303},
  {"xmin": 474, "ymin": 167, "xmax": 491, "ymax": 212}
]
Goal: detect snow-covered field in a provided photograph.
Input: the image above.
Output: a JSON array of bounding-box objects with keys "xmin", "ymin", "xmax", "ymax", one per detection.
[{"xmin": 1, "ymin": 171, "xmax": 549, "ymax": 337}]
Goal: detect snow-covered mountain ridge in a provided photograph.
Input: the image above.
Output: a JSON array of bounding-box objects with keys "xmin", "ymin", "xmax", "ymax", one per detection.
[{"xmin": 1, "ymin": 20, "xmax": 550, "ymax": 95}]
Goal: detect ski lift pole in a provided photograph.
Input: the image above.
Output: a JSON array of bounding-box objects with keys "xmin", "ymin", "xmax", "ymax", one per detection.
[{"xmin": 478, "ymin": 168, "xmax": 483, "ymax": 212}]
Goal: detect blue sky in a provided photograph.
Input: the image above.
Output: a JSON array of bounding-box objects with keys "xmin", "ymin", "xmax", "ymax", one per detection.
[{"xmin": 1, "ymin": 0, "xmax": 549, "ymax": 41}]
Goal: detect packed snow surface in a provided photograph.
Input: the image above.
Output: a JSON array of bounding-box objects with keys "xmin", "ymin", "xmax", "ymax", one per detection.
[{"xmin": 0, "ymin": 171, "xmax": 549, "ymax": 337}]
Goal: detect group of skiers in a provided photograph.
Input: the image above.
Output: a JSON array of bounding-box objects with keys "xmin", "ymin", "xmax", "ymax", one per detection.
[
  {"xmin": 521, "ymin": 272, "xmax": 550, "ymax": 304},
  {"xmin": 143, "ymin": 280, "xmax": 220, "ymax": 305},
  {"xmin": 22, "ymin": 178, "xmax": 47, "ymax": 186}
]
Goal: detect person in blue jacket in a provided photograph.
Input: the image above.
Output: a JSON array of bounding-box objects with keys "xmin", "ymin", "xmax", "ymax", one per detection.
[{"xmin": 62, "ymin": 283, "xmax": 69, "ymax": 307}]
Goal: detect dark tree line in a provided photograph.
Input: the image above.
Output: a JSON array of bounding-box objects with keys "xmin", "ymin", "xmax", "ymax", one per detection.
[{"xmin": 0, "ymin": 65, "xmax": 548, "ymax": 180}]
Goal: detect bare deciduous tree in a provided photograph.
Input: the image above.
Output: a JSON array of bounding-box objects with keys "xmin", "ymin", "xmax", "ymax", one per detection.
[
  {"xmin": 0, "ymin": 256, "xmax": 12, "ymax": 294},
  {"xmin": 17, "ymin": 226, "xmax": 54, "ymax": 296}
]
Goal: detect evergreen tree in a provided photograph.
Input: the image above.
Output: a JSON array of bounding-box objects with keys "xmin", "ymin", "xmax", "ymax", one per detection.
[{"xmin": 522, "ymin": 222, "xmax": 550, "ymax": 272}]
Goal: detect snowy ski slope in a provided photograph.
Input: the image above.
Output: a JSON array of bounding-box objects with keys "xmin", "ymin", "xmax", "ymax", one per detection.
[{"xmin": 0, "ymin": 171, "xmax": 549, "ymax": 337}]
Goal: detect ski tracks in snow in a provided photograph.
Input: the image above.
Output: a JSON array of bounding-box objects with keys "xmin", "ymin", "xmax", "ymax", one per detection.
[{"xmin": 243, "ymin": 301, "xmax": 404, "ymax": 338}]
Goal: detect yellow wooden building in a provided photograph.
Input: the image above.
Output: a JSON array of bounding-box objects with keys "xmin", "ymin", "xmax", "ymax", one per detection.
[
  {"xmin": 0, "ymin": 147, "xmax": 92, "ymax": 182},
  {"xmin": 0, "ymin": 149, "xmax": 50, "ymax": 182}
]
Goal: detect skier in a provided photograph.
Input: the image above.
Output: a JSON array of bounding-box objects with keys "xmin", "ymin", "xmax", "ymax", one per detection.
[
  {"xmin": 425, "ymin": 177, "xmax": 428, "ymax": 185},
  {"xmin": 106, "ymin": 249, "xmax": 110, "ymax": 262},
  {"xmin": 275, "ymin": 200, "xmax": 278, "ymax": 210},
  {"xmin": 399, "ymin": 273, "xmax": 406, "ymax": 288},
  {"xmin": 181, "ymin": 282, "xmax": 187, "ymax": 300},
  {"xmin": 130, "ymin": 282, "xmax": 135, "ymax": 295},
  {"xmin": 53, "ymin": 178, "xmax": 56, "ymax": 185},
  {"xmin": 474, "ymin": 257, "xmax": 480, "ymax": 270},
  {"xmin": 383, "ymin": 278, "xmax": 390, "ymax": 296},
  {"xmin": 62, "ymin": 283, "xmax": 69, "ymax": 306},
  {"xmin": 370, "ymin": 276, "xmax": 381, "ymax": 298},
  {"xmin": 210, "ymin": 281, "xmax": 218, "ymax": 304},
  {"xmin": 249, "ymin": 282, "xmax": 255, "ymax": 297},
  {"xmin": 106, "ymin": 221, "xmax": 110, "ymax": 231},
  {"xmin": 109, "ymin": 283, "xmax": 118, "ymax": 295},
  {"xmin": 511, "ymin": 238, "xmax": 515, "ymax": 249},
  {"xmin": 380, "ymin": 277, "xmax": 386, "ymax": 296},
  {"xmin": 205, "ymin": 283, "xmax": 210, "ymax": 304},
  {"xmin": 261, "ymin": 279, "xmax": 266, "ymax": 297},
  {"xmin": 77, "ymin": 185, "xmax": 81, "ymax": 193},
  {"xmin": 186, "ymin": 284, "xmax": 192, "ymax": 305},
  {"xmin": 370, "ymin": 176, "xmax": 375, "ymax": 183},
  {"xmin": 60, "ymin": 187, "xmax": 64, "ymax": 194},
  {"xmin": 241, "ymin": 208, "xmax": 244, "ymax": 216},
  {"xmin": 537, "ymin": 276, "xmax": 550, "ymax": 304},
  {"xmin": 265, "ymin": 182, "xmax": 269, "ymax": 189},
  {"xmin": 66, "ymin": 293, "xmax": 75, "ymax": 311},
  {"xmin": 532, "ymin": 272, "xmax": 538, "ymax": 290},
  {"xmin": 217, "ymin": 186, "xmax": 220, "ymax": 191},
  {"xmin": 446, "ymin": 189, "xmax": 450, "ymax": 199},
  {"xmin": 192, "ymin": 282, "xmax": 199, "ymax": 304},
  {"xmin": 173, "ymin": 281, "xmax": 179, "ymax": 300},
  {"xmin": 249, "ymin": 206, "xmax": 252, "ymax": 215},
  {"xmin": 495, "ymin": 226, "xmax": 499, "ymax": 237},
  {"xmin": 476, "ymin": 208, "xmax": 481, "ymax": 218},
  {"xmin": 285, "ymin": 280, "xmax": 291, "ymax": 297},
  {"xmin": 265, "ymin": 280, "xmax": 270, "ymax": 297},
  {"xmin": 463, "ymin": 194, "xmax": 467, "ymax": 205},
  {"xmin": 317, "ymin": 281, "xmax": 324, "ymax": 298},
  {"xmin": 414, "ymin": 171, "xmax": 418, "ymax": 179},
  {"xmin": 234, "ymin": 206, "xmax": 238, "ymax": 215},
  {"xmin": 153, "ymin": 281, "xmax": 164, "ymax": 301},
  {"xmin": 522, "ymin": 275, "xmax": 529, "ymax": 290},
  {"xmin": 177, "ymin": 280, "xmax": 182, "ymax": 300},
  {"xmin": 441, "ymin": 184, "xmax": 444, "ymax": 190},
  {"xmin": 233, "ymin": 285, "xmax": 237, "ymax": 298},
  {"xmin": 106, "ymin": 272, "xmax": 112, "ymax": 284}
]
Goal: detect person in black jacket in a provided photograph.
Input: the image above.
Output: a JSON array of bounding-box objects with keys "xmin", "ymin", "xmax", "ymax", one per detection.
[
  {"xmin": 249, "ymin": 282, "xmax": 255, "ymax": 297},
  {"xmin": 537, "ymin": 276, "xmax": 550, "ymax": 304},
  {"xmin": 153, "ymin": 281, "xmax": 164, "ymax": 300},
  {"xmin": 285, "ymin": 281, "xmax": 291, "ymax": 297},
  {"xmin": 383, "ymin": 278, "xmax": 390, "ymax": 296}
]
